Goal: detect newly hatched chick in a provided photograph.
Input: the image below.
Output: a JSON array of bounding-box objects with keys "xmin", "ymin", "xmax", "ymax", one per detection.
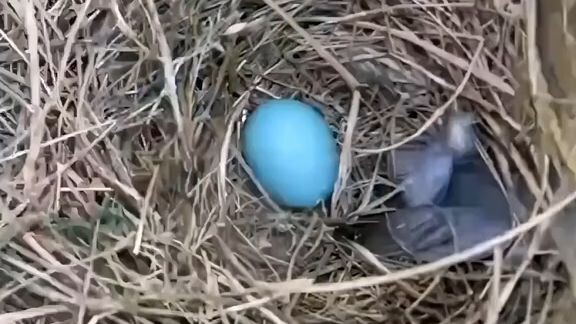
[
  {"xmin": 346, "ymin": 112, "xmax": 513, "ymax": 262},
  {"xmin": 392, "ymin": 111, "xmax": 476, "ymax": 207}
]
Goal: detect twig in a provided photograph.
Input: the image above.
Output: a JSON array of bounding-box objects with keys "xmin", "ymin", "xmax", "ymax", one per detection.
[
  {"xmin": 21, "ymin": 0, "xmax": 43, "ymax": 190},
  {"xmin": 0, "ymin": 305, "xmax": 69, "ymax": 323},
  {"xmin": 144, "ymin": 0, "xmax": 183, "ymax": 134},
  {"xmin": 134, "ymin": 165, "xmax": 159, "ymax": 254}
]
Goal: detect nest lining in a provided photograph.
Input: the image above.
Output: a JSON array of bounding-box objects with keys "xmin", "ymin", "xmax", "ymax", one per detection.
[{"xmin": 0, "ymin": 1, "xmax": 564, "ymax": 323}]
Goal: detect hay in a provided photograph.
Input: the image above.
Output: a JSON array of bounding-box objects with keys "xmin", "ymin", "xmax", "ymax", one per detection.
[{"xmin": 0, "ymin": 0, "xmax": 570, "ymax": 323}]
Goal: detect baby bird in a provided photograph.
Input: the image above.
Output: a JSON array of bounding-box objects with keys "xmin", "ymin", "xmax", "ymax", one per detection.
[
  {"xmin": 392, "ymin": 112, "xmax": 476, "ymax": 207},
  {"xmin": 347, "ymin": 112, "xmax": 513, "ymax": 262}
]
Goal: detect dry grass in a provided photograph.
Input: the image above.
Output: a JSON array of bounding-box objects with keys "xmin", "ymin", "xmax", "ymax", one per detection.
[{"xmin": 0, "ymin": 0, "xmax": 572, "ymax": 323}]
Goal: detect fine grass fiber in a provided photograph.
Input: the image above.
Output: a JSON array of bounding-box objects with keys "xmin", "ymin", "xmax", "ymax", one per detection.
[{"xmin": 0, "ymin": 0, "xmax": 574, "ymax": 323}]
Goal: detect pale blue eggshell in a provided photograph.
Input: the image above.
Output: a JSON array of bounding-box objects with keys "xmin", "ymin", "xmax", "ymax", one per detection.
[{"xmin": 242, "ymin": 99, "xmax": 340, "ymax": 208}]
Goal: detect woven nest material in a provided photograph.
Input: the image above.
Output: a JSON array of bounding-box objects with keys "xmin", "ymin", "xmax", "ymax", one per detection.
[{"xmin": 1, "ymin": 0, "xmax": 572, "ymax": 323}]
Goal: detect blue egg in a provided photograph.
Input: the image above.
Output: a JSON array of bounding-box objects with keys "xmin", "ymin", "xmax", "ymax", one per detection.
[{"xmin": 242, "ymin": 99, "xmax": 340, "ymax": 208}]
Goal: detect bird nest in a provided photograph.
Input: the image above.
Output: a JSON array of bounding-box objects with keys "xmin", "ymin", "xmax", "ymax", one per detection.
[{"xmin": 1, "ymin": 0, "xmax": 573, "ymax": 323}]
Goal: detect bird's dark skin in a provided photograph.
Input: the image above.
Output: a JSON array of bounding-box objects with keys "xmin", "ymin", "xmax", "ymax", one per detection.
[{"xmin": 342, "ymin": 113, "xmax": 513, "ymax": 262}]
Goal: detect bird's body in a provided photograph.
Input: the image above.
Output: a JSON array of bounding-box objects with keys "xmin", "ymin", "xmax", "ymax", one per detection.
[
  {"xmin": 382, "ymin": 155, "xmax": 512, "ymax": 262},
  {"xmin": 394, "ymin": 139, "xmax": 454, "ymax": 207},
  {"xmin": 345, "ymin": 113, "xmax": 514, "ymax": 262}
]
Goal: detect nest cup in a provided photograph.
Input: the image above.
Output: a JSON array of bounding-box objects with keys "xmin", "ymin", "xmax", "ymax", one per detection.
[{"xmin": 1, "ymin": 1, "xmax": 563, "ymax": 323}]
